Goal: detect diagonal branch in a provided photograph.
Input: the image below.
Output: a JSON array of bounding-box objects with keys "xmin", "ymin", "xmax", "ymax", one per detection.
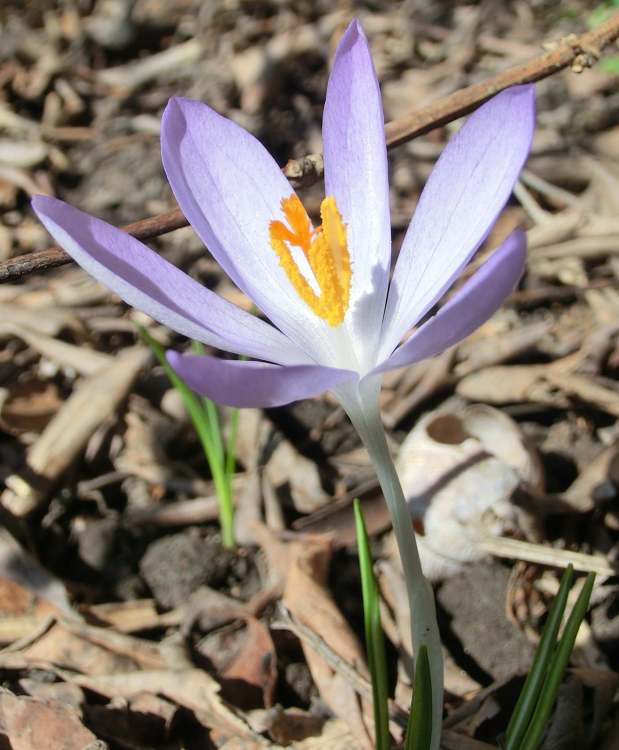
[
  {"xmin": 3, "ymin": 13, "xmax": 619, "ymax": 283},
  {"xmin": 2, "ymin": 208, "xmax": 189, "ymax": 281}
]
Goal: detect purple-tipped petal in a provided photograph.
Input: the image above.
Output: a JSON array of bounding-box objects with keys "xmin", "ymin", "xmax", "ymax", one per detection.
[
  {"xmin": 380, "ymin": 85, "xmax": 535, "ymax": 360},
  {"xmin": 373, "ymin": 229, "xmax": 526, "ymax": 374},
  {"xmin": 166, "ymin": 351, "xmax": 356, "ymax": 408},
  {"xmin": 161, "ymin": 97, "xmax": 336, "ymax": 364},
  {"xmin": 323, "ymin": 20, "xmax": 391, "ymax": 359},
  {"xmin": 32, "ymin": 196, "xmax": 309, "ymax": 366}
]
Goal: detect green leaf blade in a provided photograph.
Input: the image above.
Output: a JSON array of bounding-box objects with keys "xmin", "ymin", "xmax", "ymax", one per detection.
[
  {"xmin": 139, "ymin": 327, "xmax": 235, "ymax": 547},
  {"xmin": 406, "ymin": 644, "xmax": 432, "ymax": 750},
  {"xmin": 519, "ymin": 571, "xmax": 595, "ymax": 750},
  {"xmin": 353, "ymin": 499, "xmax": 390, "ymax": 750},
  {"xmin": 504, "ymin": 564, "xmax": 575, "ymax": 750}
]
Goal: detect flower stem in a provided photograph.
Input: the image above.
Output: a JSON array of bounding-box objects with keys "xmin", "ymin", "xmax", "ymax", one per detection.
[{"xmin": 336, "ymin": 378, "xmax": 443, "ymax": 750}]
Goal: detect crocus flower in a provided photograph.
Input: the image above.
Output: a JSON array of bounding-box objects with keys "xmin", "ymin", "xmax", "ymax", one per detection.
[
  {"xmin": 33, "ymin": 20, "xmax": 534, "ymax": 747},
  {"xmin": 33, "ymin": 22, "xmax": 534, "ymax": 413}
]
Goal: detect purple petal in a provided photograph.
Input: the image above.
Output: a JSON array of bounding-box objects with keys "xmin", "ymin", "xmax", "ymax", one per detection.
[
  {"xmin": 380, "ymin": 85, "xmax": 535, "ymax": 360},
  {"xmin": 166, "ymin": 351, "xmax": 356, "ymax": 408},
  {"xmin": 32, "ymin": 196, "xmax": 309, "ymax": 366},
  {"xmin": 323, "ymin": 20, "xmax": 391, "ymax": 358},
  {"xmin": 161, "ymin": 97, "xmax": 335, "ymax": 363},
  {"xmin": 373, "ymin": 229, "xmax": 526, "ymax": 374}
]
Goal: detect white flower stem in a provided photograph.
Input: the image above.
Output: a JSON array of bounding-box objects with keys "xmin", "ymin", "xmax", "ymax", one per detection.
[{"xmin": 336, "ymin": 378, "xmax": 443, "ymax": 750}]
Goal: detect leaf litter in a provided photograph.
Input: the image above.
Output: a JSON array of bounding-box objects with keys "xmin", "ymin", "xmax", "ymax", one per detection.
[{"xmin": 0, "ymin": 1, "xmax": 618, "ymax": 748}]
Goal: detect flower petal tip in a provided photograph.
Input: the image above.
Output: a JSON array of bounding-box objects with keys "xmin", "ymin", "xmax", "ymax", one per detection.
[
  {"xmin": 496, "ymin": 83, "xmax": 536, "ymax": 119},
  {"xmin": 165, "ymin": 349, "xmax": 181, "ymax": 369},
  {"xmin": 161, "ymin": 95, "xmax": 188, "ymax": 129},
  {"xmin": 31, "ymin": 194, "xmax": 63, "ymax": 221},
  {"xmin": 31, "ymin": 193, "xmax": 52, "ymax": 212},
  {"xmin": 337, "ymin": 18, "xmax": 367, "ymax": 54},
  {"xmin": 349, "ymin": 17, "xmax": 364, "ymax": 36},
  {"xmin": 162, "ymin": 95, "xmax": 208, "ymax": 137}
]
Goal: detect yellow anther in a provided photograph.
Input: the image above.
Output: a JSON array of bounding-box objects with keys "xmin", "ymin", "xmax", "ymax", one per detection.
[
  {"xmin": 269, "ymin": 194, "xmax": 312, "ymax": 254},
  {"xmin": 269, "ymin": 194, "xmax": 351, "ymax": 327}
]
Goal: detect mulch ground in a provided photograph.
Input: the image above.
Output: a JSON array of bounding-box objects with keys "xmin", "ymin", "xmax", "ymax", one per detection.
[{"xmin": 0, "ymin": 2, "xmax": 618, "ymax": 748}]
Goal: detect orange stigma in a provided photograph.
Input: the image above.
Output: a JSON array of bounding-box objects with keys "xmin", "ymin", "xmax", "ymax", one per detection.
[{"xmin": 269, "ymin": 194, "xmax": 351, "ymax": 326}]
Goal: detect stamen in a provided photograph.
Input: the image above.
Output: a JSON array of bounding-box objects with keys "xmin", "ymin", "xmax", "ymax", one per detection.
[
  {"xmin": 269, "ymin": 194, "xmax": 312, "ymax": 254},
  {"xmin": 269, "ymin": 194, "xmax": 351, "ymax": 327}
]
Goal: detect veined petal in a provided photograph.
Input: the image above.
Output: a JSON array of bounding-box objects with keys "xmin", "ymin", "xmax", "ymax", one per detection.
[
  {"xmin": 32, "ymin": 196, "xmax": 309, "ymax": 366},
  {"xmin": 380, "ymin": 85, "xmax": 535, "ymax": 360},
  {"xmin": 166, "ymin": 351, "xmax": 356, "ymax": 408},
  {"xmin": 372, "ymin": 229, "xmax": 526, "ymax": 375},
  {"xmin": 161, "ymin": 97, "xmax": 343, "ymax": 366},
  {"xmin": 323, "ymin": 20, "xmax": 391, "ymax": 365}
]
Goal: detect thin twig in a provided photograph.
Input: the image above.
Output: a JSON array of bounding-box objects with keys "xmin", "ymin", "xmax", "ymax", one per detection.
[
  {"xmin": 381, "ymin": 16, "xmax": 619, "ymax": 148},
  {"xmin": 272, "ymin": 605, "xmax": 410, "ymax": 730},
  {"xmin": 3, "ymin": 13, "xmax": 619, "ymax": 283},
  {"xmin": 273, "ymin": 606, "xmax": 501, "ymax": 749},
  {"xmin": 1, "ymin": 208, "xmax": 188, "ymax": 281}
]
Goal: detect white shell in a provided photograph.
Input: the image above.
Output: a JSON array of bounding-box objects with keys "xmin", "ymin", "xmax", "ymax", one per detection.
[{"xmin": 395, "ymin": 405, "xmax": 541, "ymax": 580}]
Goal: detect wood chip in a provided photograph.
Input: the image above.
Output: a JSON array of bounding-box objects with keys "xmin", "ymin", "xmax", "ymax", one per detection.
[{"xmin": 1, "ymin": 346, "xmax": 149, "ymax": 516}]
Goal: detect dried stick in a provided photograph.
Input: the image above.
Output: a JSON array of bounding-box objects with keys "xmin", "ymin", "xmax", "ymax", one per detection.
[
  {"xmin": 1, "ymin": 208, "xmax": 188, "ymax": 281},
  {"xmin": 382, "ymin": 16, "xmax": 619, "ymax": 148},
  {"xmin": 3, "ymin": 13, "xmax": 619, "ymax": 283}
]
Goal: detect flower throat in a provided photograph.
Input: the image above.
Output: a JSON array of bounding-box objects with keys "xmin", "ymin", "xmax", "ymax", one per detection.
[{"xmin": 269, "ymin": 194, "xmax": 351, "ymax": 327}]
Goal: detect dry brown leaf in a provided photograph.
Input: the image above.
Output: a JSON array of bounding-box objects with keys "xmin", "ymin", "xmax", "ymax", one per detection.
[
  {"xmin": 0, "ymin": 577, "xmax": 38, "ymax": 616},
  {"xmin": 19, "ymin": 622, "xmax": 141, "ymax": 675},
  {"xmin": 253, "ymin": 525, "xmax": 373, "ymax": 745},
  {"xmin": 283, "ymin": 537, "xmax": 373, "ymax": 749},
  {"xmin": 0, "ymin": 529, "xmax": 72, "ymax": 616},
  {"xmin": 222, "ymin": 616, "xmax": 278, "ymax": 708},
  {"xmin": 0, "ymin": 378, "xmax": 61, "ymax": 434},
  {"xmin": 67, "ymin": 668, "xmax": 268, "ymax": 744},
  {"xmin": 0, "ymin": 688, "xmax": 98, "ymax": 750}
]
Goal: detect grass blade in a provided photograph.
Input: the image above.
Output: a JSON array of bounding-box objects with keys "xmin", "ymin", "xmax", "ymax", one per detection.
[
  {"xmin": 353, "ymin": 499, "xmax": 390, "ymax": 750},
  {"xmin": 405, "ymin": 644, "xmax": 432, "ymax": 750},
  {"xmin": 518, "ymin": 571, "xmax": 595, "ymax": 750},
  {"xmin": 190, "ymin": 340, "xmax": 241, "ymax": 543},
  {"xmin": 191, "ymin": 341, "xmax": 225, "ymax": 464},
  {"xmin": 139, "ymin": 327, "xmax": 235, "ymax": 547},
  {"xmin": 504, "ymin": 564, "xmax": 574, "ymax": 749},
  {"xmin": 225, "ymin": 402, "xmax": 240, "ymax": 482}
]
